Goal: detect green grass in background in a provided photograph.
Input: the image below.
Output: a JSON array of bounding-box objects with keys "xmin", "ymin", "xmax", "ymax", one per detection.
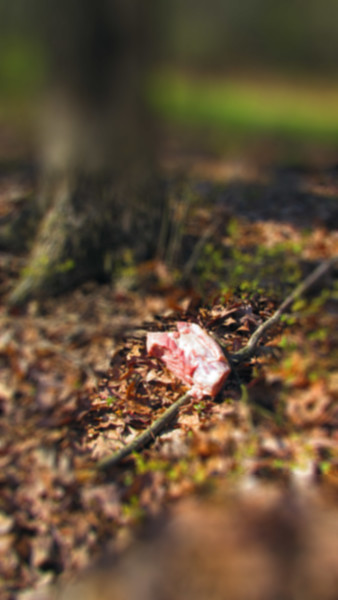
[{"xmin": 149, "ymin": 72, "xmax": 338, "ymax": 144}]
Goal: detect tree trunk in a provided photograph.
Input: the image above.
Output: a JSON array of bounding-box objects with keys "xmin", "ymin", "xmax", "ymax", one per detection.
[
  {"xmin": 9, "ymin": 168, "xmax": 163, "ymax": 305},
  {"xmin": 8, "ymin": 0, "xmax": 164, "ymax": 305}
]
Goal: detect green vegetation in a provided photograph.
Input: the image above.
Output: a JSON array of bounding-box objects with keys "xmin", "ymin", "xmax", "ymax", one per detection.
[
  {"xmin": 149, "ymin": 72, "xmax": 338, "ymax": 144},
  {"xmin": 0, "ymin": 36, "xmax": 45, "ymax": 97},
  {"xmin": 106, "ymin": 396, "xmax": 117, "ymax": 406},
  {"xmin": 196, "ymin": 234, "xmax": 304, "ymax": 298}
]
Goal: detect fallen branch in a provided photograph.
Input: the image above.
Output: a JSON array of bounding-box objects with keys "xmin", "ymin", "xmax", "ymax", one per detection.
[
  {"xmin": 231, "ymin": 256, "xmax": 337, "ymax": 363},
  {"xmin": 97, "ymin": 393, "xmax": 191, "ymax": 471},
  {"xmin": 98, "ymin": 257, "xmax": 337, "ymax": 471}
]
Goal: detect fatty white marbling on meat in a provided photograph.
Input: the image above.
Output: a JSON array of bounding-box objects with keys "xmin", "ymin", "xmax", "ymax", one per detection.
[{"xmin": 147, "ymin": 322, "xmax": 230, "ymax": 398}]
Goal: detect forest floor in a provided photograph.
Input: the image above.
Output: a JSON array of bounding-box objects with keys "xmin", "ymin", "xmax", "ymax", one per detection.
[{"xmin": 0, "ymin": 146, "xmax": 338, "ymax": 599}]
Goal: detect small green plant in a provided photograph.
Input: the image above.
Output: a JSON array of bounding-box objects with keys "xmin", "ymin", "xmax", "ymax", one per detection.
[
  {"xmin": 197, "ymin": 237, "xmax": 306, "ymax": 299},
  {"xmin": 192, "ymin": 464, "xmax": 207, "ymax": 484},
  {"xmin": 272, "ymin": 459, "xmax": 285, "ymax": 469},
  {"xmin": 133, "ymin": 453, "xmax": 169, "ymax": 475},
  {"xmin": 278, "ymin": 335, "xmax": 298, "ymax": 351},
  {"xmin": 193, "ymin": 401, "xmax": 206, "ymax": 413},
  {"xmin": 106, "ymin": 396, "xmax": 117, "ymax": 406},
  {"xmin": 320, "ymin": 461, "xmax": 331, "ymax": 475},
  {"xmin": 123, "ymin": 472, "xmax": 134, "ymax": 487},
  {"xmin": 121, "ymin": 496, "xmax": 145, "ymax": 522},
  {"xmin": 308, "ymin": 328, "xmax": 329, "ymax": 342}
]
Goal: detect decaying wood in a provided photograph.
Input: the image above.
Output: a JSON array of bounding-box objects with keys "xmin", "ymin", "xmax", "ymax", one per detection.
[{"xmin": 97, "ymin": 256, "xmax": 337, "ymax": 471}]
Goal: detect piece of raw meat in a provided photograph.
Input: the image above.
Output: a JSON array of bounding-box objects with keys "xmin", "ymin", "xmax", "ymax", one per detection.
[{"xmin": 146, "ymin": 322, "xmax": 230, "ymax": 398}]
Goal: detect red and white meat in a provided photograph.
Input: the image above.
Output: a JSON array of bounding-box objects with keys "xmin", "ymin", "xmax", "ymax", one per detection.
[{"xmin": 147, "ymin": 322, "xmax": 230, "ymax": 399}]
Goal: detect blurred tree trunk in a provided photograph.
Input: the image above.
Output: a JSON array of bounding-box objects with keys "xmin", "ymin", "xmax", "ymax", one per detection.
[{"xmin": 9, "ymin": 0, "xmax": 164, "ymax": 305}]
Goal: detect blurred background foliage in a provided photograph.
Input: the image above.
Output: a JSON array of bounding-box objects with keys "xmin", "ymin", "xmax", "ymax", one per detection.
[
  {"xmin": 157, "ymin": 0, "xmax": 338, "ymax": 77},
  {"xmin": 1, "ymin": 0, "xmax": 338, "ymax": 148}
]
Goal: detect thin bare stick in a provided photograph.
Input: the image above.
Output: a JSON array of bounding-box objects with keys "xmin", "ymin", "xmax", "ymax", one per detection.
[
  {"xmin": 97, "ymin": 393, "xmax": 191, "ymax": 471},
  {"xmin": 97, "ymin": 257, "xmax": 336, "ymax": 470},
  {"xmin": 231, "ymin": 256, "xmax": 337, "ymax": 363}
]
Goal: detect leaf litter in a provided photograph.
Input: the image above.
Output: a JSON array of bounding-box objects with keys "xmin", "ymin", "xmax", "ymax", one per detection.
[{"xmin": 0, "ymin": 157, "xmax": 337, "ymax": 599}]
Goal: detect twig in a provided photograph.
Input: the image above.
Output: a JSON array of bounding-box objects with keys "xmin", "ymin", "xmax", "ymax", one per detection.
[
  {"xmin": 97, "ymin": 256, "xmax": 337, "ymax": 471},
  {"xmin": 231, "ymin": 256, "xmax": 337, "ymax": 363},
  {"xmin": 97, "ymin": 393, "xmax": 191, "ymax": 471}
]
